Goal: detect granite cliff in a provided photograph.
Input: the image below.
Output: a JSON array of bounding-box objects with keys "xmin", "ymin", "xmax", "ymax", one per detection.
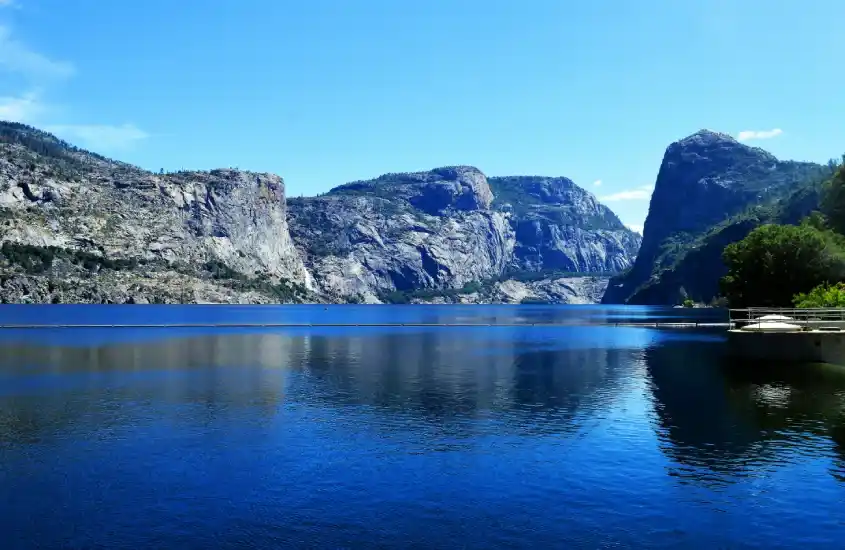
[
  {"xmin": 0, "ymin": 122, "xmax": 314, "ymax": 304},
  {"xmin": 602, "ymin": 130, "xmax": 831, "ymax": 305},
  {"xmin": 288, "ymin": 169, "xmax": 640, "ymax": 303},
  {"xmin": 0, "ymin": 122, "xmax": 639, "ymax": 304},
  {"xmin": 489, "ymin": 176, "xmax": 640, "ymax": 273}
]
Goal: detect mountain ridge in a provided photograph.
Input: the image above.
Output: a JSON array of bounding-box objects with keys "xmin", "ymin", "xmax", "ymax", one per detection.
[
  {"xmin": 602, "ymin": 129, "xmax": 832, "ymax": 305},
  {"xmin": 0, "ymin": 121, "xmax": 640, "ymax": 304}
]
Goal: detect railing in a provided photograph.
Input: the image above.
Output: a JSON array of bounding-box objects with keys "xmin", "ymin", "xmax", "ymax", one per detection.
[{"xmin": 729, "ymin": 307, "xmax": 845, "ymax": 330}]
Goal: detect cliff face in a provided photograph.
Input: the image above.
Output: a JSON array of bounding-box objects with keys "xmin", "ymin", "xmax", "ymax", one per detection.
[
  {"xmin": 0, "ymin": 122, "xmax": 313, "ymax": 304},
  {"xmin": 602, "ymin": 129, "xmax": 826, "ymax": 305},
  {"xmin": 287, "ymin": 169, "xmax": 515, "ymax": 302},
  {"xmin": 0, "ymin": 122, "xmax": 640, "ymax": 304},
  {"xmin": 490, "ymin": 176, "xmax": 640, "ymax": 273},
  {"xmin": 288, "ymin": 169, "xmax": 640, "ymax": 303}
]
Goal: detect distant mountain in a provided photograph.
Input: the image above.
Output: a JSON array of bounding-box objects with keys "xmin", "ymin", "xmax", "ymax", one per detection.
[
  {"xmin": 0, "ymin": 121, "xmax": 639, "ymax": 304},
  {"xmin": 602, "ymin": 129, "xmax": 833, "ymax": 305},
  {"xmin": 488, "ymin": 176, "xmax": 640, "ymax": 274},
  {"xmin": 288, "ymin": 169, "xmax": 640, "ymax": 303}
]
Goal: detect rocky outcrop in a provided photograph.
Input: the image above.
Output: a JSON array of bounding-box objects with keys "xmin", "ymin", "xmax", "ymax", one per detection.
[
  {"xmin": 331, "ymin": 166, "xmax": 493, "ymax": 215},
  {"xmin": 0, "ymin": 122, "xmax": 639, "ymax": 305},
  {"xmin": 0, "ymin": 122, "xmax": 313, "ymax": 303},
  {"xmin": 616, "ymin": 172, "xmax": 834, "ymax": 305},
  {"xmin": 512, "ymin": 221, "xmax": 639, "ymax": 273},
  {"xmin": 494, "ymin": 276, "xmax": 608, "ymax": 304},
  {"xmin": 288, "ymin": 169, "xmax": 640, "ymax": 303},
  {"xmin": 602, "ymin": 129, "xmax": 827, "ymax": 305},
  {"xmin": 420, "ymin": 276, "xmax": 609, "ymax": 305},
  {"xmin": 0, "ymin": 263, "xmax": 282, "ymax": 304},
  {"xmin": 287, "ymin": 168, "xmax": 516, "ymax": 302},
  {"xmin": 489, "ymin": 176, "xmax": 640, "ymax": 273},
  {"xmin": 1, "ymin": 166, "xmax": 311, "ymax": 285}
]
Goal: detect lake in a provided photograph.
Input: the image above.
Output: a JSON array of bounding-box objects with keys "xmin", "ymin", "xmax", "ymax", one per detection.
[{"xmin": 0, "ymin": 305, "xmax": 843, "ymax": 548}]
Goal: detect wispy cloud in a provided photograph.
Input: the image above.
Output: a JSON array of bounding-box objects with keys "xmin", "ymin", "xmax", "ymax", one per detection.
[
  {"xmin": 592, "ymin": 179, "xmax": 602, "ymax": 187},
  {"xmin": 737, "ymin": 128, "xmax": 783, "ymax": 141},
  {"xmin": 599, "ymin": 184, "xmax": 654, "ymax": 202},
  {"xmin": 0, "ymin": 26, "xmax": 74, "ymax": 80},
  {"xmin": 46, "ymin": 124, "xmax": 149, "ymax": 151},
  {"xmin": 0, "ymin": 0, "xmax": 17, "ymax": 7},
  {"xmin": 0, "ymin": 90, "xmax": 43, "ymax": 122},
  {"xmin": 626, "ymin": 224, "xmax": 644, "ymax": 235},
  {"xmin": 0, "ymin": 21, "xmax": 148, "ymax": 153}
]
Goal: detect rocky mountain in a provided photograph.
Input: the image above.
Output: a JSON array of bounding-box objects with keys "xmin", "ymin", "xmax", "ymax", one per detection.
[
  {"xmin": 489, "ymin": 176, "xmax": 640, "ymax": 273},
  {"xmin": 409, "ymin": 276, "xmax": 610, "ymax": 305},
  {"xmin": 0, "ymin": 121, "xmax": 639, "ymax": 304},
  {"xmin": 0, "ymin": 122, "xmax": 314, "ymax": 304},
  {"xmin": 288, "ymin": 169, "xmax": 640, "ymax": 303},
  {"xmin": 286, "ymin": 167, "xmax": 515, "ymax": 302},
  {"xmin": 602, "ymin": 129, "xmax": 831, "ymax": 305}
]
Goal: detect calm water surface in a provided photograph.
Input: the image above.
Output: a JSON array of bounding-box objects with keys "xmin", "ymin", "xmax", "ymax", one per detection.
[{"xmin": 0, "ymin": 305, "xmax": 843, "ymax": 548}]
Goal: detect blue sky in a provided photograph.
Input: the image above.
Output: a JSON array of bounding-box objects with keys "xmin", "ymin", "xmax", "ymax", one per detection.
[{"xmin": 1, "ymin": 0, "xmax": 843, "ymax": 233}]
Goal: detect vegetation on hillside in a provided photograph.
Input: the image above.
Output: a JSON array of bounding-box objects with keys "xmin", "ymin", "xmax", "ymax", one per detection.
[
  {"xmin": 607, "ymin": 142, "xmax": 841, "ymax": 306},
  {"xmin": 618, "ymin": 156, "xmax": 842, "ymax": 306},
  {"xmin": 0, "ymin": 122, "xmax": 111, "ymax": 164},
  {"xmin": 719, "ymin": 222, "xmax": 845, "ymax": 307},
  {"xmin": 719, "ymin": 161, "xmax": 845, "ymax": 308},
  {"xmin": 0, "ymin": 242, "xmax": 309, "ymax": 303},
  {"xmin": 0, "ymin": 242, "xmax": 140, "ymax": 275}
]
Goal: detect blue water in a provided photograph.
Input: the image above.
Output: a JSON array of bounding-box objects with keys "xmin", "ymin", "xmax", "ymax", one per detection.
[{"xmin": 0, "ymin": 305, "xmax": 843, "ymax": 548}]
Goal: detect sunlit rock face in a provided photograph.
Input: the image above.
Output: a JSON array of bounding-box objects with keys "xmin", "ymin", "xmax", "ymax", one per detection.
[{"xmin": 603, "ymin": 129, "xmax": 826, "ymax": 305}]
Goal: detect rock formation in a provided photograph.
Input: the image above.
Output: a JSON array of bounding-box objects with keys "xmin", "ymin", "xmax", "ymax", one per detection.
[
  {"xmin": 0, "ymin": 121, "xmax": 641, "ymax": 304},
  {"xmin": 602, "ymin": 129, "xmax": 827, "ymax": 305},
  {"xmin": 288, "ymin": 169, "xmax": 639, "ymax": 303}
]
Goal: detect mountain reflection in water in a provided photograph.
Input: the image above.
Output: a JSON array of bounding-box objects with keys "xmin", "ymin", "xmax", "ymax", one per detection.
[{"xmin": 0, "ymin": 315, "xmax": 843, "ymax": 548}]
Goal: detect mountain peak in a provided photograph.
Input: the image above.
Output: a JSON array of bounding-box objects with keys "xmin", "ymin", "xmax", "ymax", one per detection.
[
  {"xmin": 666, "ymin": 128, "xmax": 778, "ymax": 166},
  {"xmin": 328, "ymin": 165, "xmax": 494, "ymax": 214},
  {"xmin": 678, "ymin": 129, "xmax": 738, "ymax": 146}
]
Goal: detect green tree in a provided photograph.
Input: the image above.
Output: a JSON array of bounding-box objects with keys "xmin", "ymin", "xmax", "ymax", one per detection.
[
  {"xmin": 794, "ymin": 282, "xmax": 845, "ymax": 308},
  {"xmin": 802, "ymin": 210, "xmax": 828, "ymax": 231},
  {"xmin": 821, "ymin": 165, "xmax": 845, "ymax": 234},
  {"xmin": 720, "ymin": 223, "xmax": 844, "ymax": 307}
]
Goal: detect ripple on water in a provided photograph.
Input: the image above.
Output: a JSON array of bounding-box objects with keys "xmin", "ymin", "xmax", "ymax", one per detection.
[{"xmin": 0, "ymin": 306, "xmax": 844, "ymax": 548}]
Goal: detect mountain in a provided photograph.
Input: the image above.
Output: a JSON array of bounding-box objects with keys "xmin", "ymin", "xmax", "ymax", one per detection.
[
  {"xmin": 288, "ymin": 170, "xmax": 640, "ymax": 303},
  {"xmin": 287, "ymin": 167, "xmax": 516, "ymax": 302},
  {"xmin": 602, "ymin": 129, "xmax": 832, "ymax": 305},
  {"xmin": 0, "ymin": 121, "xmax": 639, "ymax": 304},
  {"xmin": 0, "ymin": 122, "xmax": 315, "ymax": 304},
  {"xmin": 488, "ymin": 176, "xmax": 640, "ymax": 273}
]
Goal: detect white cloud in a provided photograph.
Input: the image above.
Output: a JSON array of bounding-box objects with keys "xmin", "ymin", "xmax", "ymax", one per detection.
[
  {"xmin": 46, "ymin": 124, "xmax": 149, "ymax": 151},
  {"xmin": 599, "ymin": 184, "xmax": 654, "ymax": 202},
  {"xmin": 593, "ymin": 179, "xmax": 602, "ymax": 187},
  {"xmin": 0, "ymin": 26, "xmax": 74, "ymax": 80},
  {"xmin": 737, "ymin": 128, "xmax": 783, "ymax": 141},
  {"xmin": 0, "ymin": 24, "xmax": 146, "ymax": 154},
  {"xmin": 0, "ymin": 91, "xmax": 43, "ymax": 122},
  {"xmin": 626, "ymin": 224, "xmax": 644, "ymax": 235}
]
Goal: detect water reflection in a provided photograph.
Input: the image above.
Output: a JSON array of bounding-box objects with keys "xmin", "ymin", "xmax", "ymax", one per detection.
[
  {"xmin": 2, "ymin": 323, "xmax": 845, "ymax": 548},
  {"xmin": 288, "ymin": 329, "xmax": 639, "ymax": 439},
  {"xmin": 0, "ymin": 328, "xmax": 641, "ymax": 446},
  {"xmin": 644, "ymin": 340, "xmax": 845, "ymax": 484},
  {"xmin": 0, "ymin": 333, "xmax": 294, "ymax": 446},
  {"xmin": 4, "ymin": 327, "xmax": 845, "ymax": 480}
]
